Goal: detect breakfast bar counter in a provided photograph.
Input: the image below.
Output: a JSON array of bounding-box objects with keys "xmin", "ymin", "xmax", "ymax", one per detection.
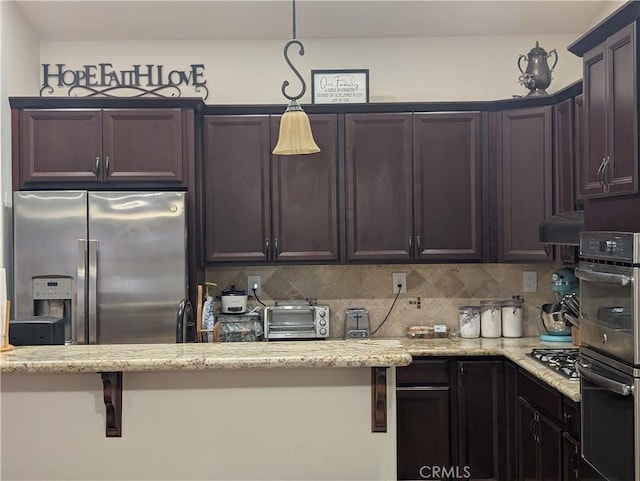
[{"xmin": 0, "ymin": 339, "xmax": 413, "ymax": 373}]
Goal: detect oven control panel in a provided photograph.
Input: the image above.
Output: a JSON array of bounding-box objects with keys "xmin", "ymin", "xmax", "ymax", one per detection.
[{"xmin": 580, "ymin": 231, "xmax": 639, "ymax": 263}]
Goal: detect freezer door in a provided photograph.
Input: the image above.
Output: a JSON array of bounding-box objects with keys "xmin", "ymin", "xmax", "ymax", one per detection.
[
  {"xmin": 13, "ymin": 191, "xmax": 88, "ymax": 344},
  {"xmin": 88, "ymin": 192, "xmax": 187, "ymax": 343}
]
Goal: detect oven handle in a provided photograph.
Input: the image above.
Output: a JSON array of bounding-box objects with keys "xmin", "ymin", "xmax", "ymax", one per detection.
[
  {"xmin": 576, "ymin": 361, "xmax": 634, "ymax": 396},
  {"xmin": 574, "ymin": 268, "xmax": 632, "ymax": 287}
]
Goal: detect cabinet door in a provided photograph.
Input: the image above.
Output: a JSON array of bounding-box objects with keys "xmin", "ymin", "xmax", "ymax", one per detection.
[
  {"xmin": 562, "ymin": 432, "xmax": 581, "ymax": 481},
  {"xmin": 537, "ymin": 412, "xmax": 562, "ymax": 481},
  {"xmin": 517, "ymin": 398, "xmax": 539, "ymax": 481},
  {"xmin": 457, "ymin": 360, "xmax": 504, "ymax": 481},
  {"xmin": 271, "ymin": 114, "xmax": 339, "ymax": 261},
  {"xmin": 582, "ymin": 23, "xmax": 638, "ymax": 198},
  {"xmin": 103, "ymin": 109, "xmax": 185, "ymax": 183},
  {"xmin": 397, "ymin": 387, "xmax": 451, "ymax": 480},
  {"xmin": 203, "ymin": 115, "xmax": 270, "ymax": 262},
  {"xmin": 554, "ymin": 99, "xmax": 576, "ymax": 213},
  {"xmin": 20, "ymin": 109, "xmax": 102, "ymax": 184},
  {"xmin": 498, "ymin": 107, "xmax": 552, "ymax": 262},
  {"xmin": 574, "ymin": 95, "xmax": 584, "ymax": 208},
  {"xmin": 606, "ymin": 23, "xmax": 638, "ymax": 195},
  {"xmin": 582, "ymin": 43, "xmax": 608, "ymax": 197},
  {"xmin": 414, "ymin": 112, "xmax": 482, "ymax": 261},
  {"xmin": 345, "ymin": 113, "xmax": 413, "ymax": 261}
]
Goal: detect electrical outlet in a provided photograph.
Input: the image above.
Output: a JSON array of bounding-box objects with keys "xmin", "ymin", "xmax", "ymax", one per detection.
[
  {"xmin": 392, "ymin": 272, "xmax": 407, "ymax": 294},
  {"xmin": 247, "ymin": 275, "xmax": 261, "ymax": 297},
  {"xmin": 523, "ymin": 271, "xmax": 537, "ymax": 292}
]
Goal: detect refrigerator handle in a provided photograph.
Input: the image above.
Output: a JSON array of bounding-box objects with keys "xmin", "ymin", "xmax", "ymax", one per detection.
[
  {"xmin": 88, "ymin": 240, "xmax": 99, "ymax": 344},
  {"xmin": 77, "ymin": 240, "xmax": 88, "ymax": 344}
]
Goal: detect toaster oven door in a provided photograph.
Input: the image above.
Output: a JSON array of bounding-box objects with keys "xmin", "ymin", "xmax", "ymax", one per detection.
[{"xmin": 266, "ymin": 307, "xmax": 317, "ymax": 340}]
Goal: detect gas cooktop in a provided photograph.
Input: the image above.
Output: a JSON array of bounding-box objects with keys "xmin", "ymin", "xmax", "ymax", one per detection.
[{"xmin": 528, "ymin": 348, "xmax": 580, "ymax": 381}]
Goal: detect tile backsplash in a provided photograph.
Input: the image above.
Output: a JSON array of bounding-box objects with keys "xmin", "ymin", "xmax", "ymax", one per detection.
[{"xmin": 205, "ymin": 263, "xmax": 564, "ymax": 338}]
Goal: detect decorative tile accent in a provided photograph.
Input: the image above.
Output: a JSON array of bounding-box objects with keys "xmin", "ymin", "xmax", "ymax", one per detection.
[{"xmin": 206, "ymin": 263, "xmax": 562, "ymax": 339}]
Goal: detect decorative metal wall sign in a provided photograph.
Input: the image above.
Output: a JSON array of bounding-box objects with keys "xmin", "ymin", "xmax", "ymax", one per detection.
[{"xmin": 40, "ymin": 63, "xmax": 209, "ymax": 100}]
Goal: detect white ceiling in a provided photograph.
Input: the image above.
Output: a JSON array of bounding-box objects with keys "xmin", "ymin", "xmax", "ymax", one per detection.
[{"xmin": 14, "ymin": 0, "xmax": 611, "ymax": 42}]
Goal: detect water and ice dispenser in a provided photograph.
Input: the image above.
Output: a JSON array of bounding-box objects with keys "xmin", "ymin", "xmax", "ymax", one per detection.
[{"xmin": 27, "ymin": 276, "xmax": 73, "ymax": 344}]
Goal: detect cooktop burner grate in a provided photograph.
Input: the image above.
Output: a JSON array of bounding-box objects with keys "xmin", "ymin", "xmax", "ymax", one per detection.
[{"xmin": 528, "ymin": 348, "xmax": 580, "ymax": 381}]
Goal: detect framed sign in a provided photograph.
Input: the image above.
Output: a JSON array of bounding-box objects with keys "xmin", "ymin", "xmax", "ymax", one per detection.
[{"xmin": 311, "ymin": 69, "xmax": 369, "ymax": 104}]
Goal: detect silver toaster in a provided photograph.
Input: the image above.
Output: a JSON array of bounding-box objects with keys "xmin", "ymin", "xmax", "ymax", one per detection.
[{"xmin": 344, "ymin": 308, "xmax": 370, "ymax": 339}]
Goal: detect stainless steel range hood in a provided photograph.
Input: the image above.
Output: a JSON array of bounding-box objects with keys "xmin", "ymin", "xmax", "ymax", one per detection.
[{"xmin": 538, "ymin": 211, "xmax": 584, "ymax": 246}]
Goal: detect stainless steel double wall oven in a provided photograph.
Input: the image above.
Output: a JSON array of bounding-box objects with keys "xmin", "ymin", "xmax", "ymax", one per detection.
[{"xmin": 575, "ymin": 232, "xmax": 640, "ymax": 481}]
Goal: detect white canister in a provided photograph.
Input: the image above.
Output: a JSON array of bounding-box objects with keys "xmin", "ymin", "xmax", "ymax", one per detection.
[
  {"xmin": 458, "ymin": 306, "xmax": 481, "ymax": 338},
  {"xmin": 501, "ymin": 298, "xmax": 524, "ymax": 338},
  {"xmin": 480, "ymin": 300, "xmax": 502, "ymax": 338}
]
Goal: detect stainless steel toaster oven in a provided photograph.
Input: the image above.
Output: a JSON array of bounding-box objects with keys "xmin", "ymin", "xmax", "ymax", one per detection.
[{"xmin": 263, "ymin": 302, "xmax": 329, "ymax": 340}]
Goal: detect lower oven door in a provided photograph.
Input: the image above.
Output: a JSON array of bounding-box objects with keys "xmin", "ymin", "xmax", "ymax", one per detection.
[{"xmin": 577, "ymin": 350, "xmax": 639, "ymax": 481}]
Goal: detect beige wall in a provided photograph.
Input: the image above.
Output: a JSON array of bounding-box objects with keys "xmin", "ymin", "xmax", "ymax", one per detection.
[
  {"xmin": 0, "ymin": 1, "xmax": 39, "ymax": 276},
  {"xmin": 39, "ymin": 34, "xmax": 584, "ymax": 104},
  {"xmin": 1, "ymin": 368, "xmax": 397, "ymax": 480}
]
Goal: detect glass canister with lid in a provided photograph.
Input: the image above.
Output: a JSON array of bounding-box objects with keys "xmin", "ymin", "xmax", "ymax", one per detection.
[
  {"xmin": 480, "ymin": 300, "xmax": 502, "ymax": 338},
  {"xmin": 458, "ymin": 306, "xmax": 481, "ymax": 338},
  {"xmin": 501, "ymin": 296, "xmax": 524, "ymax": 338}
]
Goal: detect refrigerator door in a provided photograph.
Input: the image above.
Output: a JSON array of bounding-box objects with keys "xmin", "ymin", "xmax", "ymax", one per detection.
[
  {"xmin": 88, "ymin": 192, "xmax": 187, "ymax": 343},
  {"xmin": 13, "ymin": 191, "xmax": 88, "ymax": 344}
]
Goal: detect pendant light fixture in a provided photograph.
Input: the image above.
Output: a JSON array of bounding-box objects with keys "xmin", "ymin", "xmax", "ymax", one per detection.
[{"xmin": 272, "ymin": 0, "xmax": 321, "ymax": 155}]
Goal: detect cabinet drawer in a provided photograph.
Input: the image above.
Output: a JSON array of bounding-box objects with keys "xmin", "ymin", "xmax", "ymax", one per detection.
[
  {"xmin": 563, "ymin": 398, "xmax": 581, "ymax": 439},
  {"xmin": 517, "ymin": 369, "xmax": 562, "ymax": 423},
  {"xmin": 397, "ymin": 359, "xmax": 450, "ymax": 385}
]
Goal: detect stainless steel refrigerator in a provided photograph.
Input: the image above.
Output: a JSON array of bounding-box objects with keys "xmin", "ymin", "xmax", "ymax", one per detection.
[{"xmin": 13, "ymin": 191, "xmax": 188, "ymax": 344}]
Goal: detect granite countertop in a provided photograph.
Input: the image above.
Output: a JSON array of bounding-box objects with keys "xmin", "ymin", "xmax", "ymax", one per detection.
[
  {"xmin": 0, "ymin": 339, "xmax": 413, "ymax": 373},
  {"xmin": 0, "ymin": 336, "xmax": 580, "ymax": 401}
]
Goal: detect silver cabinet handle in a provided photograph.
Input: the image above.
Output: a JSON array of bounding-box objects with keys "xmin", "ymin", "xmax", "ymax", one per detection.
[
  {"xmin": 602, "ymin": 156, "xmax": 610, "ymax": 190},
  {"xmin": 104, "ymin": 156, "xmax": 110, "ymax": 181},
  {"xmin": 274, "ymin": 237, "xmax": 279, "ymax": 258},
  {"xmin": 265, "ymin": 238, "xmax": 270, "ymax": 259},
  {"xmin": 416, "ymin": 235, "xmax": 421, "ymax": 256},
  {"xmin": 597, "ymin": 157, "xmax": 606, "ymax": 188},
  {"xmin": 575, "ymin": 267, "xmax": 631, "ymax": 286},
  {"xmin": 95, "ymin": 157, "xmax": 101, "ymax": 180},
  {"xmin": 408, "ymin": 236, "xmax": 413, "ymax": 255},
  {"xmin": 576, "ymin": 361, "xmax": 633, "ymax": 396}
]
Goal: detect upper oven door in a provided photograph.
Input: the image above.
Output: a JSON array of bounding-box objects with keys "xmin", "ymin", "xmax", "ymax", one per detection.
[
  {"xmin": 578, "ymin": 350, "xmax": 638, "ymax": 481},
  {"xmin": 576, "ymin": 263, "xmax": 638, "ymax": 365}
]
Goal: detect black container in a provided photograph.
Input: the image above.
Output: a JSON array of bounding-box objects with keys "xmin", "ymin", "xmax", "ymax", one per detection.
[{"xmin": 9, "ymin": 316, "xmax": 65, "ymax": 345}]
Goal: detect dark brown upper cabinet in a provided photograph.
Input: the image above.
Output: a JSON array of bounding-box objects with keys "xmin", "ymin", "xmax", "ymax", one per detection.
[
  {"xmin": 414, "ymin": 112, "xmax": 482, "ymax": 261},
  {"xmin": 18, "ymin": 108, "xmax": 188, "ymax": 187},
  {"xmin": 345, "ymin": 113, "xmax": 413, "ymax": 261},
  {"xmin": 581, "ymin": 22, "xmax": 638, "ymax": 198},
  {"xmin": 554, "ymin": 98, "xmax": 578, "ymax": 213},
  {"xmin": 497, "ymin": 106, "xmax": 553, "ymax": 262},
  {"xmin": 345, "ymin": 111, "xmax": 482, "ymax": 262},
  {"xmin": 202, "ymin": 114, "xmax": 339, "ymax": 264}
]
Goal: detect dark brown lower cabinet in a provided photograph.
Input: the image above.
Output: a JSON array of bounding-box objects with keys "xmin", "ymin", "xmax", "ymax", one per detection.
[
  {"xmin": 398, "ymin": 359, "xmax": 583, "ymax": 481},
  {"xmin": 396, "ymin": 387, "xmax": 452, "ymax": 479},
  {"xmin": 397, "ymin": 358, "xmax": 504, "ymax": 481},
  {"xmin": 517, "ymin": 397, "xmax": 562, "ymax": 481}
]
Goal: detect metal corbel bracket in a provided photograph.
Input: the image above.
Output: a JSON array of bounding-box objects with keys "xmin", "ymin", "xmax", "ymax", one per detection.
[{"xmin": 100, "ymin": 372, "xmax": 123, "ymax": 437}]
